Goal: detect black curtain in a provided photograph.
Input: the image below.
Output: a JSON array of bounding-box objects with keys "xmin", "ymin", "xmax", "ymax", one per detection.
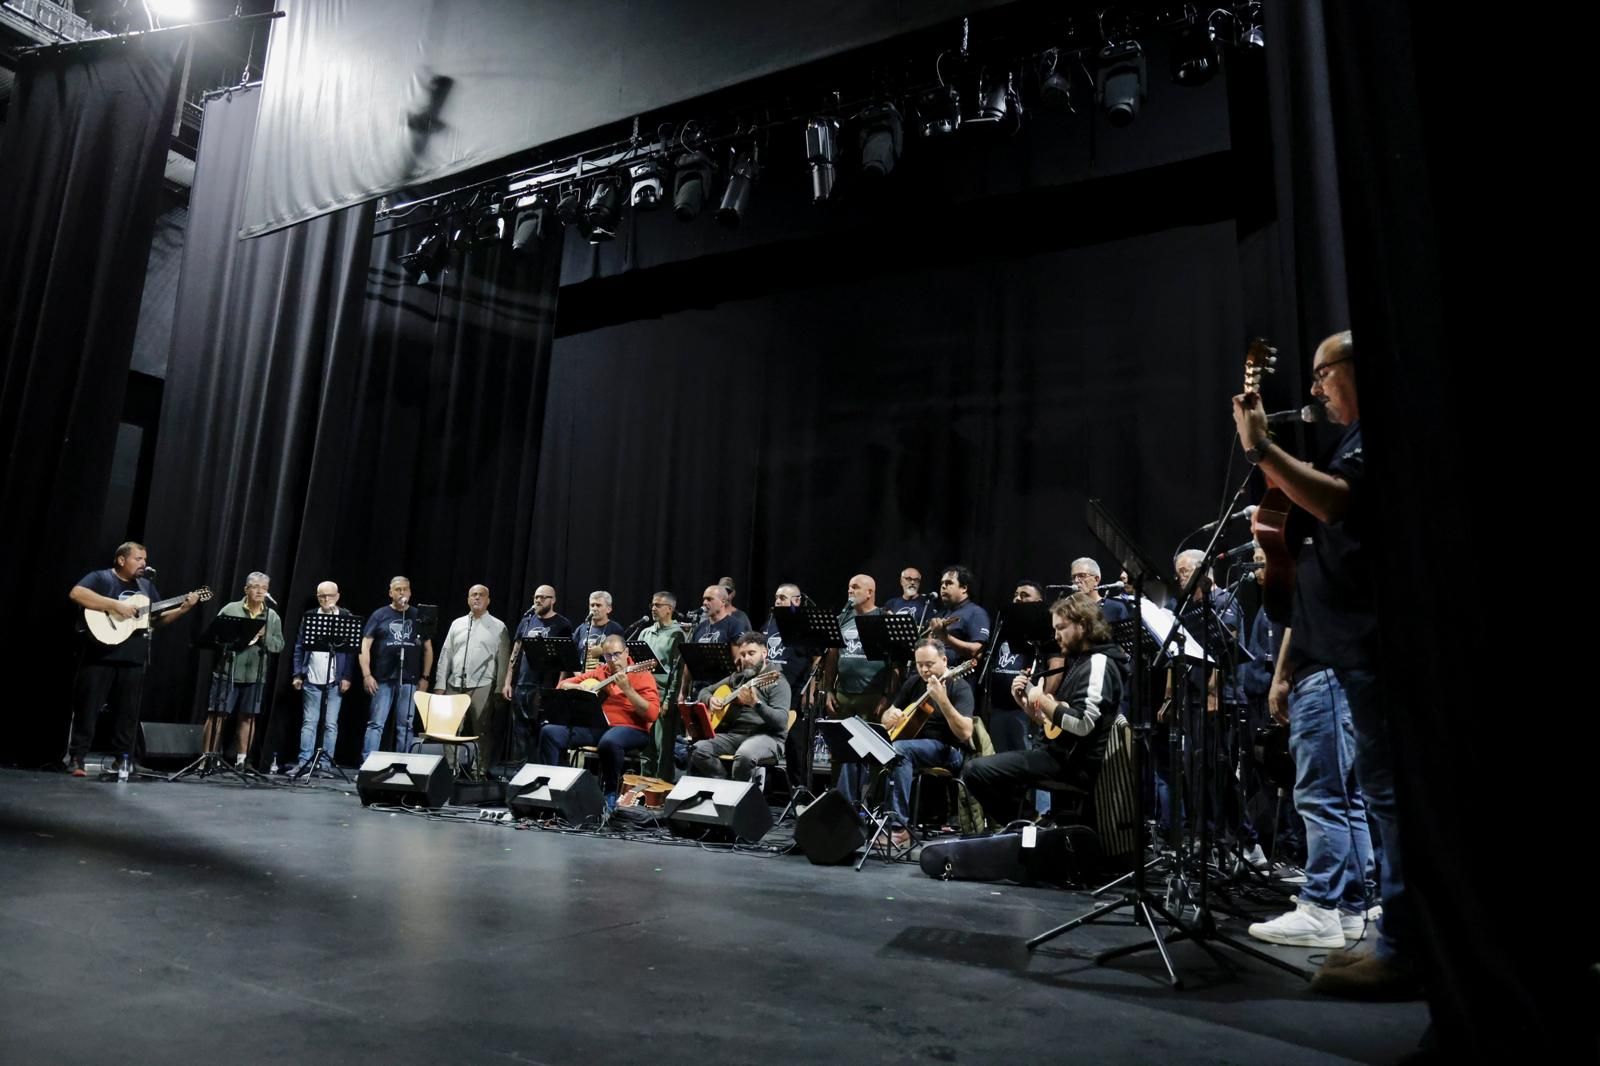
[
  {"xmin": 1317, "ymin": 6, "xmax": 1558, "ymax": 1056},
  {"xmin": 532, "ymin": 219, "xmax": 1247, "ymax": 618},
  {"xmin": 141, "ymin": 84, "xmax": 562, "ymax": 766},
  {"xmin": 0, "ymin": 34, "xmax": 191, "ymax": 766}
]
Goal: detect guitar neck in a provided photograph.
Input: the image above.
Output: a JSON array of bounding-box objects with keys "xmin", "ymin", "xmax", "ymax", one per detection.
[{"xmin": 146, "ymin": 592, "xmax": 196, "ymax": 616}]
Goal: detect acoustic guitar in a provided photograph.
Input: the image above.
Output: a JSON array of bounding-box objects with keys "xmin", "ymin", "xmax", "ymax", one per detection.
[
  {"xmin": 573, "ymin": 659, "xmax": 658, "ymax": 695},
  {"xmin": 84, "ymin": 587, "xmax": 213, "ymax": 645}
]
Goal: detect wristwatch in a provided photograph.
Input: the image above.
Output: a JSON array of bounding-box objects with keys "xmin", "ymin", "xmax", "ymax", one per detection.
[{"xmin": 1244, "ymin": 438, "xmax": 1272, "ymax": 465}]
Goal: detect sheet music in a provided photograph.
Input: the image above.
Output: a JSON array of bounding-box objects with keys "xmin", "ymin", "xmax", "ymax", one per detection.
[{"xmin": 1138, "ymin": 599, "xmax": 1213, "ymax": 665}]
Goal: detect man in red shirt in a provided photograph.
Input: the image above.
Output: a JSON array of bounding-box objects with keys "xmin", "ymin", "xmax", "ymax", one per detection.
[{"xmin": 541, "ymin": 634, "xmax": 659, "ymax": 810}]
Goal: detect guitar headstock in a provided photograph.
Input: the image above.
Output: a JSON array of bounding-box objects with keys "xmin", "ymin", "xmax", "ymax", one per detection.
[
  {"xmin": 630, "ymin": 659, "xmax": 658, "ymax": 672},
  {"xmin": 949, "ymin": 658, "xmax": 979, "ymax": 680},
  {"xmin": 1242, "ymin": 337, "xmax": 1278, "ymax": 400},
  {"xmin": 194, "ymin": 587, "xmax": 214, "ymax": 602}
]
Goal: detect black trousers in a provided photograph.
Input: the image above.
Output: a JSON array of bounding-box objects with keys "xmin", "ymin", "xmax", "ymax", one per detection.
[
  {"xmin": 963, "ymin": 746, "xmax": 1079, "ymax": 825},
  {"xmin": 70, "ymin": 661, "xmax": 146, "ymax": 761}
]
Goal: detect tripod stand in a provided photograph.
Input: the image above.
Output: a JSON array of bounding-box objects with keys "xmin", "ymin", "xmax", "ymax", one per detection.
[
  {"xmin": 172, "ymin": 613, "xmax": 269, "ymax": 785},
  {"xmin": 816, "ymin": 717, "xmax": 906, "ymax": 870},
  {"xmin": 771, "ymin": 603, "xmax": 846, "ymax": 822}
]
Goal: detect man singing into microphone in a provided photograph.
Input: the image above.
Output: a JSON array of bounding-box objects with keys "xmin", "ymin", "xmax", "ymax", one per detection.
[
  {"xmin": 573, "ymin": 591, "xmax": 624, "ymax": 670},
  {"xmin": 360, "ymin": 576, "xmax": 434, "ymax": 759},
  {"xmin": 204, "ymin": 572, "xmax": 285, "ymax": 766},
  {"xmin": 1234, "ymin": 330, "xmax": 1415, "ymax": 999},
  {"xmin": 67, "ymin": 542, "xmax": 199, "ymax": 776},
  {"xmin": 435, "ymin": 584, "xmax": 509, "ymax": 772}
]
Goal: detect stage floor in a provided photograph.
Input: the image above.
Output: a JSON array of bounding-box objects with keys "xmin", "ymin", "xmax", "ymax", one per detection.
[{"xmin": 0, "ymin": 767, "xmax": 1428, "ymax": 1065}]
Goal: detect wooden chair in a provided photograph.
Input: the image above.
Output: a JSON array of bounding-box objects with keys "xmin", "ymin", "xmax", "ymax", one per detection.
[{"xmin": 413, "ymin": 692, "xmax": 479, "ymax": 777}]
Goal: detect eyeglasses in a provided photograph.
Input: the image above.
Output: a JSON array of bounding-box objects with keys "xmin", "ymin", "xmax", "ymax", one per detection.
[
  {"xmin": 650, "ymin": 602, "xmax": 671, "ymax": 609},
  {"xmin": 1070, "ymin": 573, "xmax": 1096, "ymax": 582},
  {"xmin": 1311, "ymin": 355, "xmax": 1353, "ymax": 384},
  {"xmin": 316, "ymin": 593, "xmax": 337, "ymax": 599}
]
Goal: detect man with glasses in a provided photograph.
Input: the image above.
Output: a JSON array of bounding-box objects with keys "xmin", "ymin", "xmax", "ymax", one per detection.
[
  {"xmin": 884, "ymin": 567, "xmax": 934, "ymax": 626},
  {"xmin": 289, "ymin": 581, "xmax": 355, "ymax": 775},
  {"xmin": 204, "ymin": 572, "xmax": 285, "ymax": 766},
  {"xmin": 502, "ymin": 585, "xmax": 573, "ymax": 765},
  {"xmin": 639, "ymin": 591, "xmax": 686, "ymax": 780},
  {"xmin": 1234, "ymin": 331, "xmax": 1415, "ymax": 999},
  {"xmin": 545, "ymin": 635, "xmax": 660, "ymax": 812}
]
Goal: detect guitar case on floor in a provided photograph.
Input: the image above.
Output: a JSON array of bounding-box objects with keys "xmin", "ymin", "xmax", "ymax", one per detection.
[{"xmin": 918, "ymin": 824, "xmax": 1102, "ymax": 887}]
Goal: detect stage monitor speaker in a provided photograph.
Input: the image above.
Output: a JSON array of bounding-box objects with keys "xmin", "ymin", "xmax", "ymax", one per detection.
[
  {"xmin": 663, "ymin": 775, "xmax": 772, "ymax": 843},
  {"xmin": 793, "ymin": 788, "xmax": 868, "ymax": 865},
  {"xmin": 356, "ymin": 752, "xmax": 451, "ymax": 809},
  {"xmin": 506, "ymin": 763, "xmax": 604, "ymax": 824},
  {"xmin": 137, "ymin": 722, "xmax": 203, "ymax": 764}
]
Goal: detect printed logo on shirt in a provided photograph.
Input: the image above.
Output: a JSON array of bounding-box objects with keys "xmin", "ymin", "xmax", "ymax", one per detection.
[
  {"xmin": 842, "ymin": 635, "xmax": 863, "ymax": 658},
  {"xmin": 385, "ymin": 619, "xmax": 415, "ymax": 643},
  {"xmin": 995, "ymin": 642, "xmax": 1022, "ymax": 671},
  {"xmin": 767, "ymin": 635, "xmax": 786, "ymax": 662}
]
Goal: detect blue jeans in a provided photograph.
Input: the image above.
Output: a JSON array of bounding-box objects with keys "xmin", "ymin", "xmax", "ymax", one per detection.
[
  {"xmin": 363, "ymin": 681, "xmax": 417, "ymax": 759},
  {"xmin": 538, "ymin": 723, "xmax": 648, "ymax": 795},
  {"xmin": 1288, "ymin": 669, "xmax": 1374, "ymax": 913},
  {"xmin": 1339, "ymin": 667, "xmax": 1407, "ymax": 961},
  {"xmin": 298, "ymin": 682, "xmax": 344, "ymax": 765},
  {"xmin": 837, "ymin": 738, "xmax": 963, "ymax": 828}
]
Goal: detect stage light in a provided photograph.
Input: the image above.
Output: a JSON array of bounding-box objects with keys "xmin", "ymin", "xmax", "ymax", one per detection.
[
  {"xmin": 804, "ymin": 117, "xmax": 840, "ymax": 203},
  {"xmin": 511, "ymin": 194, "xmax": 555, "ymax": 254},
  {"xmin": 672, "ymin": 151, "xmax": 714, "ymax": 221},
  {"xmin": 1039, "ymin": 51, "xmax": 1073, "ymax": 111},
  {"xmin": 584, "ymin": 178, "xmax": 619, "ymax": 242},
  {"xmin": 1171, "ymin": 22, "xmax": 1220, "ymax": 85},
  {"xmin": 629, "ymin": 161, "xmax": 664, "ymax": 210},
  {"xmin": 1096, "ymin": 41, "xmax": 1147, "ymax": 128},
  {"xmin": 964, "ymin": 70, "xmax": 1021, "ymax": 135},
  {"xmin": 556, "ymin": 185, "xmax": 583, "ymax": 228},
  {"xmin": 1242, "ymin": 11, "xmax": 1264, "ymax": 50},
  {"xmin": 856, "ymin": 102, "xmax": 903, "ymax": 178},
  {"xmin": 715, "ymin": 147, "xmax": 756, "ymax": 228},
  {"xmin": 397, "ymin": 225, "xmax": 449, "ymax": 286},
  {"xmin": 919, "ymin": 85, "xmax": 961, "ymax": 137},
  {"xmin": 148, "ymin": 0, "xmax": 193, "ymax": 22},
  {"xmin": 469, "ymin": 208, "xmax": 504, "ymax": 247}
]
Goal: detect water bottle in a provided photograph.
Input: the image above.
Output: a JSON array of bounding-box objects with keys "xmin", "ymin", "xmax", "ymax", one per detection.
[
  {"xmin": 117, "ymin": 753, "xmax": 130, "ymax": 783},
  {"xmin": 269, "ymin": 753, "xmax": 280, "ymax": 776}
]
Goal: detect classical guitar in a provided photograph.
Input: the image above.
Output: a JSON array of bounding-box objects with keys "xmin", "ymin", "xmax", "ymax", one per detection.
[
  {"xmin": 1241, "ymin": 337, "xmax": 1296, "ymax": 623},
  {"xmin": 885, "ymin": 658, "xmax": 979, "ymax": 741},
  {"xmin": 83, "ymin": 587, "xmax": 213, "ymax": 645},
  {"xmin": 573, "ymin": 659, "xmax": 658, "ymax": 695}
]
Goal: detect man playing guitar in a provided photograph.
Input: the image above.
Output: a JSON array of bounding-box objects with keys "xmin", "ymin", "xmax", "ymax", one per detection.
[
  {"xmin": 543, "ymin": 634, "xmax": 660, "ymax": 811},
  {"xmin": 68, "ymin": 541, "xmax": 200, "ymax": 777},
  {"xmin": 685, "ymin": 632, "xmax": 791, "ymax": 783}
]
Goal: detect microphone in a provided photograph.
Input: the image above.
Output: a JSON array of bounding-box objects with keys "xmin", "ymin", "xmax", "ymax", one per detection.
[
  {"xmin": 1093, "ymin": 581, "xmax": 1125, "ymax": 593},
  {"xmin": 139, "ymin": 566, "xmax": 158, "ymax": 578},
  {"xmin": 264, "ymin": 591, "xmax": 279, "ymax": 605},
  {"xmin": 1199, "ymin": 505, "xmax": 1257, "ymax": 533},
  {"xmin": 1222, "ymin": 540, "xmax": 1258, "ymax": 562},
  {"xmin": 1266, "ymin": 404, "xmax": 1326, "ymax": 427}
]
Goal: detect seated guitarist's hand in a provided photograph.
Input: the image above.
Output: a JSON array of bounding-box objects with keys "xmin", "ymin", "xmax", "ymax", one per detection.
[
  {"xmin": 881, "ymin": 708, "xmax": 904, "ymax": 729},
  {"xmin": 735, "ymin": 686, "xmax": 757, "ymax": 706},
  {"xmin": 112, "ymin": 599, "xmax": 140, "ymax": 620}
]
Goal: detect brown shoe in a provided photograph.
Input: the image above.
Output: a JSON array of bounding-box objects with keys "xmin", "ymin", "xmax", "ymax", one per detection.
[{"xmin": 1310, "ymin": 952, "xmax": 1422, "ymax": 1001}]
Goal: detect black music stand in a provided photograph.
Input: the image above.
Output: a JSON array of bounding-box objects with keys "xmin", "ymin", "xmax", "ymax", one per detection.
[
  {"xmin": 815, "ymin": 717, "xmax": 904, "ymax": 871},
  {"xmin": 624, "ymin": 641, "xmax": 658, "ymax": 669},
  {"xmin": 677, "ymin": 641, "xmax": 735, "ymax": 687},
  {"xmin": 172, "ymin": 614, "xmax": 267, "ymax": 785},
  {"xmin": 523, "ymin": 635, "xmax": 579, "ymax": 678},
  {"xmin": 294, "ymin": 611, "xmax": 364, "ymax": 782},
  {"xmin": 855, "ymin": 613, "xmax": 918, "ymax": 666},
  {"xmin": 540, "ymin": 687, "xmax": 610, "ymax": 733},
  {"xmin": 771, "ymin": 605, "xmax": 845, "ymax": 818}
]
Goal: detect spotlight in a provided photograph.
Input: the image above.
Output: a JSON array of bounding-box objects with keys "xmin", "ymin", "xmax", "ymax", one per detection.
[
  {"xmin": 511, "ymin": 194, "xmax": 555, "ymax": 254},
  {"xmin": 1171, "ymin": 22, "xmax": 1220, "ymax": 85},
  {"xmin": 584, "ymin": 178, "xmax": 619, "ymax": 242},
  {"xmin": 629, "ymin": 161, "xmax": 664, "ymax": 210},
  {"xmin": 1096, "ymin": 41, "xmax": 1147, "ymax": 128},
  {"xmin": 672, "ymin": 151, "xmax": 714, "ymax": 221},
  {"xmin": 1242, "ymin": 16, "xmax": 1264, "ymax": 49},
  {"xmin": 804, "ymin": 117, "xmax": 840, "ymax": 203},
  {"xmin": 715, "ymin": 147, "xmax": 756, "ymax": 228},
  {"xmin": 965, "ymin": 70, "xmax": 1021, "ymax": 135},
  {"xmin": 919, "ymin": 85, "xmax": 961, "ymax": 136},
  {"xmin": 470, "ymin": 207, "xmax": 505, "ymax": 248},
  {"xmin": 397, "ymin": 224, "xmax": 448, "ymax": 286},
  {"xmin": 856, "ymin": 102, "xmax": 903, "ymax": 178},
  {"xmin": 1039, "ymin": 52, "xmax": 1073, "ymax": 111},
  {"xmin": 556, "ymin": 185, "xmax": 583, "ymax": 227}
]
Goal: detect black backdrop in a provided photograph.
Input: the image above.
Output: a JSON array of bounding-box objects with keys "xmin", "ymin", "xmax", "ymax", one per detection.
[
  {"xmin": 0, "ymin": 34, "xmax": 191, "ymax": 766},
  {"xmin": 137, "ymin": 85, "xmax": 562, "ymax": 765}
]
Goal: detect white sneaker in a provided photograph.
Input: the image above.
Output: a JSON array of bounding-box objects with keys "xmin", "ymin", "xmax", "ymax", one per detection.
[
  {"xmin": 1275, "ymin": 865, "xmax": 1309, "ymax": 885},
  {"xmin": 1248, "ymin": 901, "xmax": 1344, "ymax": 948},
  {"xmin": 1242, "ymin": 843, "xmax": 1268, "ymax": 870},
  {"xmin": 1339, "ymin": 911, "xmax": 1367, "ymax": 940}
]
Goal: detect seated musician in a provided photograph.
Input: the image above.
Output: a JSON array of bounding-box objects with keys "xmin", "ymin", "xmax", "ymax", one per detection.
[
  {"xmin": 541, "ymin": 635, "xmax": 659, "ymax": 811},
  {"xmin": 686, "ymin": 632, "xmax": 791, "ymax": 781},
  {"xmin": 837, "ymin": 638, "xmax": 975, "ymax": 850},
  {"xmin": 962, "ymin": 593, "xmax": 1126, "ymax": 826}
]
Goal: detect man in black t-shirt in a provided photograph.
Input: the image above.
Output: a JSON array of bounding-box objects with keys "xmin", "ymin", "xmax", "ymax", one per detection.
[
  {"xmin": 836, "ymin": 638, "xmax": 975, "ymax": 850},
  {"xmin": 501, "ymin": 584, "xmax": 573, "ymax": 764},
  {"xmin": 1234, "ymin": 330, "xmax": 1414, "ymax": 999},
  {"xmin": 927, "ymin": 564, "xmax": 991, "ymax": 666},
  {"xmin": 67, "ymin": 541, "xmax": 200, "ymax": 776},
  {"xmin": 986, "ymin": 580, "xmax": 1047, "ymax": 754},
  {"xmin": 359, "ymin": 575, "xmax": 435, "ymax": 759},
  {"xmin": 572, "ymin": 590, "xmax": 625, "ymax": 671},
  {"xmin": 761, "ymin": 582, "xmax": 816, "ymax": 695}
]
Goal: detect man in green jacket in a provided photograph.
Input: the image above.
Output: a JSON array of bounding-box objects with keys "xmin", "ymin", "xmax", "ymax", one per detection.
[{"xmin": 204, "ymin": 571, "xmax": 285, "ymax": 765}]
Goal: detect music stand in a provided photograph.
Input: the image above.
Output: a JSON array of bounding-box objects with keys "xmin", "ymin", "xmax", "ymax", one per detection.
[
  {"xmin": 855, "ymin": 613, "xmax": 918, "ymax": 666},
  {"xmin": 294, "ymin": 611, "xmax": 364, "ymax": 782},
  {"xmin": 677, "ymin": 642, "xmax": 735, "ymax": 687},
  {"xmin": 540, "ymin": 687, "xmax": 610, "ymax": 732},
  {"xmin": 624, "ymin": 640, "xmax": 658, "ymax": 668},
  {"xmin": 771, "ymin": 605, "xmax": 845, "ymax": 817},
  {"xmin": 523, "ymin": 636, "xmax": 579, "ymax": 677},
  {"xmin": 172, "ymin": 614, "xmax": 267, "ymax": 785},
  {"xmin": 816, "ymin": 718, "xmax": 904, "ymax": 872}
]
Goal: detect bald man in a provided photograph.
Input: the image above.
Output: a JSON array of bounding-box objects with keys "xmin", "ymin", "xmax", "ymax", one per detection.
[
  {"xmin": 289, "ymin": 581, "xmax": 357, "ymax": 776},
  {"xmin": 436, "ymin": 584, "xmax": 511, "ymax": 773},
  {"xmin": 503, "ymin": 584, "xmax": 574, "ymax": 765},
  {"xmin": 823, "ymin": 574, "xmax": 897, "ymax": 722}
]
